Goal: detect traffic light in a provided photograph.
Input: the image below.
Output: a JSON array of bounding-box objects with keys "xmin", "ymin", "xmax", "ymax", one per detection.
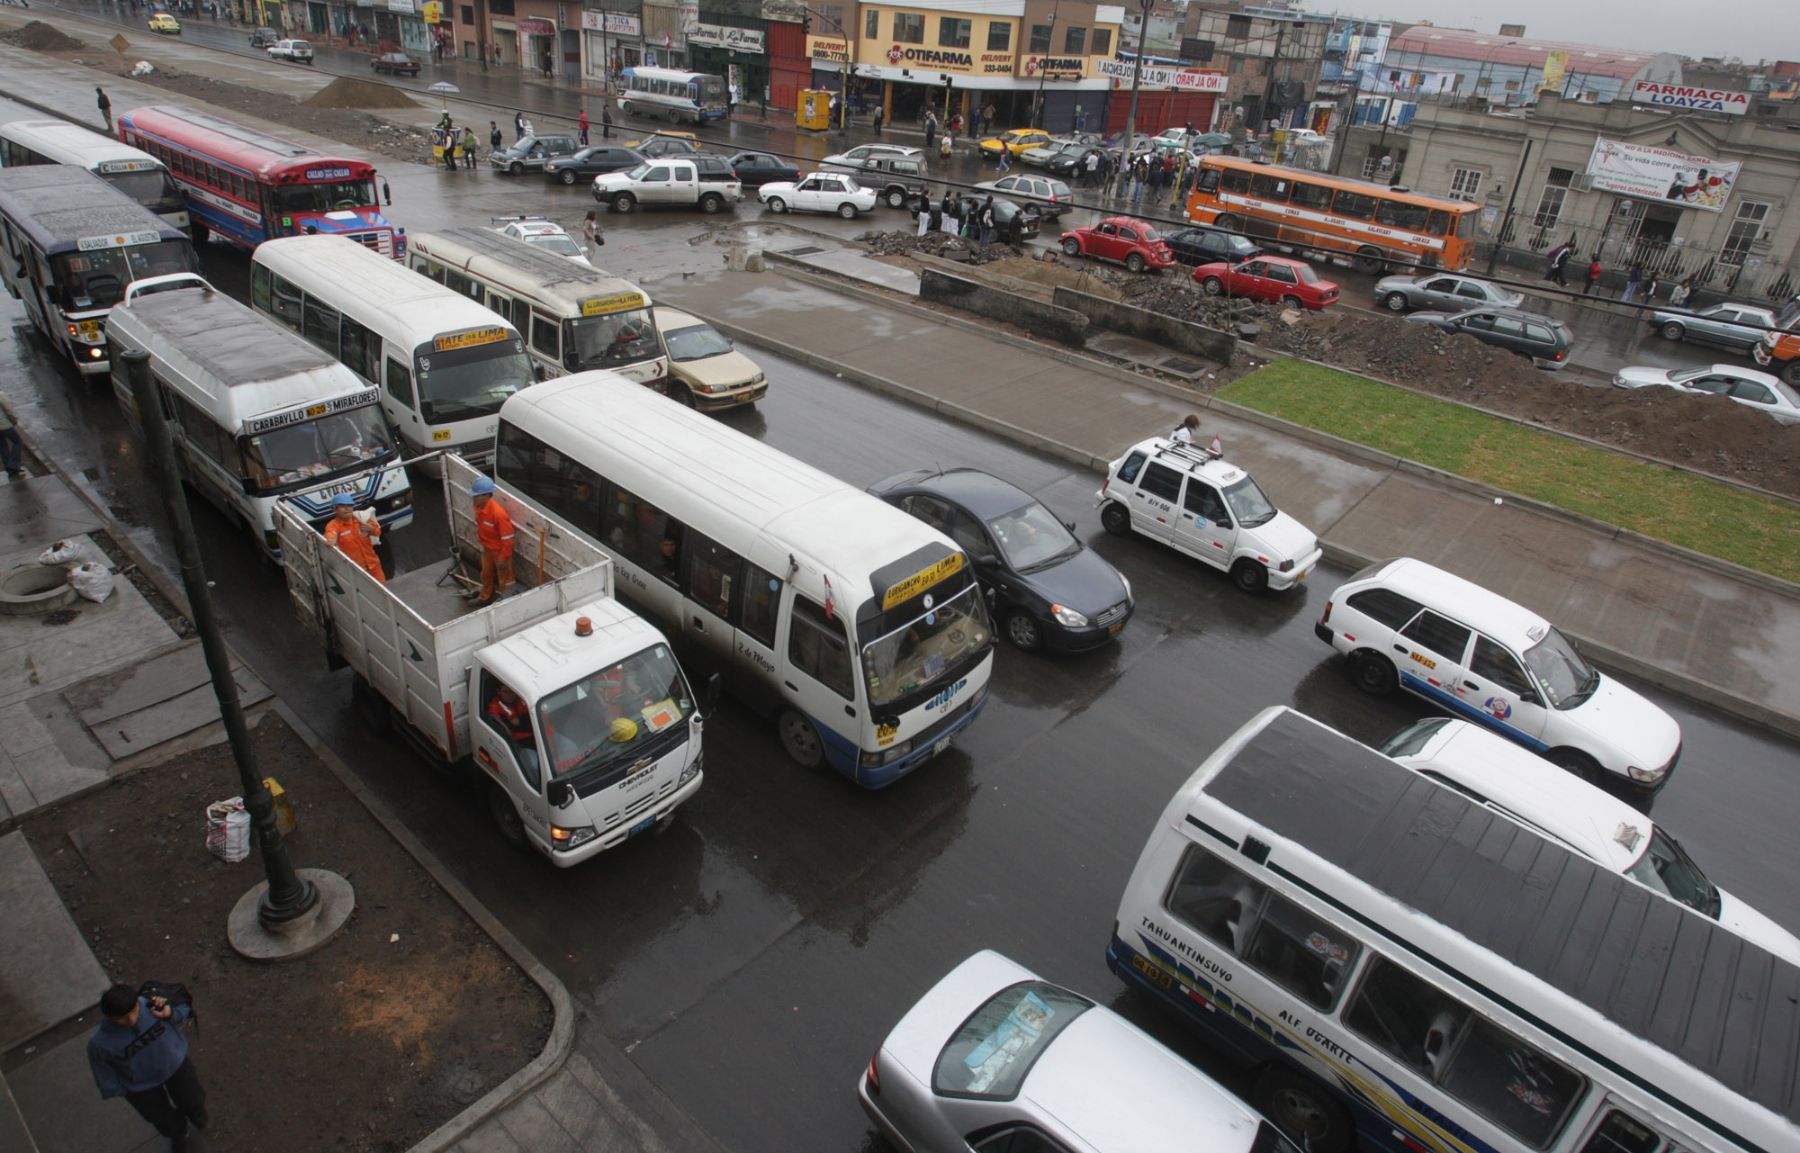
[{"xmin": 944, "ymin": 75, "xmax": 953, "ymax": 92}]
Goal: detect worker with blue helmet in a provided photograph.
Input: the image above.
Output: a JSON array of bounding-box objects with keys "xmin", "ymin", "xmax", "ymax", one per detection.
[
  {"xmin": 472, "ymin": 474, "xmax": 513, "ymax": 604},
  {"xmin": 323, "ymin": 491, "xmax": 385, "ymax": 584}
]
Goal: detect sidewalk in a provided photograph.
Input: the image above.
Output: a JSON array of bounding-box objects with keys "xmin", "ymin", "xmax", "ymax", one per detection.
[{"xmin": 640, "ymin": 240, "xmax": 1800, "ymax": 740}]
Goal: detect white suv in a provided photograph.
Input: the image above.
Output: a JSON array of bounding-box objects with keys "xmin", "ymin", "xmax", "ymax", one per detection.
[
  {"xmin": 1095, "ymin": 437, "xmax": 1320, "ymax": 592},
  {"xmin": 268, "ymin": 39, "xmax": 314, "ymax": 63},
  {"xmin": 1315, "ymin": 557, "xmax": 1682, "ymax": 796}
]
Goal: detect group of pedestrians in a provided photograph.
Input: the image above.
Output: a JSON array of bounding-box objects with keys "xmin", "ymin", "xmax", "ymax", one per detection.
[
  {"xmin": 1545, "ymin": 237, "xmax": 1695, "ymax": 305},
  {"xmin": 433, "ymin": 111, "xmax": 480, "ymax": 170},
  {"xmin": 913, "ymin": 190, "xmax": 1013, "ymax": 251}
]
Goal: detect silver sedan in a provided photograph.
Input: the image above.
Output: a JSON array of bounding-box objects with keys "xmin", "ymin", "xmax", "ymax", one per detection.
[
  {"xmin": 858, "ymin": 950, "xmax": 1303, "ymax": 1153},
  {"xmin": 1612, "ymin": 363, "xmax": 1800, "ymax": 423},
  {"xmin": 1648, "ymin": 302, "xmax": 1776, "ymax": 353},
  {"xmin": 1374, "ymin": 272, "xmax": 1525, "ymax": 313}
]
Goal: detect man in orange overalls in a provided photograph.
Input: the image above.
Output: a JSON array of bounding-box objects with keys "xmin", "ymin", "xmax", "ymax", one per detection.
[
  {"xmin": 472, "ymin": 475, "xmax": 514, "ymax": 605},
  {"xmin": 323, "ymin": 493, "xmax": 385, "ymax": 584}
]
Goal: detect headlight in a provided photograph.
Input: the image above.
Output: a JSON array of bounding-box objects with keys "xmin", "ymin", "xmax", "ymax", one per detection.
[
  {"xmin": 1279, "ymin": 558, "xmax": 1295, "ymax": 572},
  {"xmin": 1051, "ymin": 604, "xmax": 1088, "ymax": 628},
  {"xmin": 1118, "ymin": 571, "xmax": 1132, "ymax": 601},
  {"xmin": 1627, "ymin": 763, "xmax": 1664, "ymax": 783},
  {"xmin": 679, "ymin": 751, "xmax": 702, "ymax": 785},
  {"xmin": 860, "ymin": 740, "xmax": 912, "ymax": 768},
  {"xmin": 550, "ymin": 824, "xmax": 599, "ymax": 850},
  {"xmin": 748, "ymin": 372, "xmax": 765, "ymax": 386}
]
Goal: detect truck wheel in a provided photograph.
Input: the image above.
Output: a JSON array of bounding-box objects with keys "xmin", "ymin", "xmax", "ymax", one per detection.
[
  {"xmin": 700, "ymin": 193, "xmax": 725, "ymax": 214},
  {"xmin": 1100, "ymin": 501, "xmax": 1131, "ymax": 536},
  {"xmin": 487, "ymin": 785, "xmax": 528, "ymax": 848},
  {"xmin": 886, "ymin": 187, "xmax": 907, "ymax": 209},
  {"xmin": 777, "ymin": 709, "xmax": 824, "ymax": 769},
  {"xmin": 838, "ymin": 201, "xmax": 858, "ymax": 220},
  {"xmin": 1253, "ymin": 1068, "xmax": 1354, "ymax": 1153},
  {"xmin": 612, "ymin": 192, "xmax": 636, "ymax": 214}
]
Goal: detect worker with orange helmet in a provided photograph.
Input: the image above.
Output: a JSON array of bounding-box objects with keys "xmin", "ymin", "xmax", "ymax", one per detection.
[
  {"xmin": 323, "ymin": 493, "xmax": 385, "ymax": 584},
  {"xmin": 472, "ymin": 475, "xmax": 514, "ymax": 605}
]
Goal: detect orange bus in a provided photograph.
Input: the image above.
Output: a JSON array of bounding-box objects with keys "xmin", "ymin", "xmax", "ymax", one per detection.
[{"xmin": 1185, "ymin": 156, "xmax": 1480, "ymax": 273}]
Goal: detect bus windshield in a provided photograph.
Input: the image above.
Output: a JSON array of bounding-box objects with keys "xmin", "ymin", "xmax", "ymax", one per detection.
[
  {"xmin": 50, "ymin": 240, "xmax": 198, "ymax": 310},
  {"xmin": 241, "ymin": 405, "xmax": 394, "ymax": 492},
  {"xmin": 565, "ymin": 308, "xmax": 660, "ymax": 372},
  {"xmin": 413, "ymin": 338, "xmax": 532, "ymax": 423},
  {"xmin": 537, "ymin": 643, "xmax": 694, "ymax": 780},
  {"xmin": 100, "ymin": 168, "xmax": 182, "ymax": 211},
  {"xmin": 861, "ymin": 583, "xmax": 992, "ymax": 710},
  {"xmin": 694, "ymin": 75, "xmax": 728, "ymax": 110},
  {"xmin": 272, "ymin": 179, "xmax": 378, "ymax": 214}
]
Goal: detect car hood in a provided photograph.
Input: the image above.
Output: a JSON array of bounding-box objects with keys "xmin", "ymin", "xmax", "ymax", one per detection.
[
  {"xmin": 1405, "ymin": 311, "xmax": 1453, "ymax": 326},
  {"xmin": 759, "ymin": 182, "xmax": 798, "ymax": 195},
  {"xmin": 672, "ymin": 348, "xmax": 760, "ymax": 390},
  {"xmin": 1374, "ymin": 275, "xmax": 1418, "ymax": 294},
  {"xmin": 1015, "ymin": 546, "xmax": 1128, "ymax": 616},
  {"xmin": 1612, "ymin": 365, "xmax": 1676, "ymax": 389},
  {"xmin": 1562, "ymin": 673, "xmax": 1681, "ymax": 773},
  {"xmin": 592, "ymin": 171, "xmax": 639, "ymax": 187},
  {"xmin": 1713, "ymin": 890, "xmax": 1800, "ymax": 966},
  {"xmin": 1239, "ymin": 510, "xmax": 1316, "ymax": 563}
]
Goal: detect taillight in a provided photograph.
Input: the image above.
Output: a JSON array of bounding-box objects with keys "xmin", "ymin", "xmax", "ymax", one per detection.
[
  {"xmin": 1321, "ymin": 600, "xmax": 1333, "ymax": 624},
  {"xmin": 1554, "ymin": 349, "xmax": 1566, "ymax": 361},
  {"xmin": 865, "ymin": 1053, "xmax": 881, "ymax": 1094}
]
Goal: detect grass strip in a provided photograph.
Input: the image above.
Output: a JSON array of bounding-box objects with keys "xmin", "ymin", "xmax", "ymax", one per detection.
[{"xmin": 1215, "ymin": 359, "xmax": 1800, "ymax": 583}]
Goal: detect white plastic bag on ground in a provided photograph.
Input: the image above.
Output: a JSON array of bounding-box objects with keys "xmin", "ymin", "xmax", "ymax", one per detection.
[
  {"xmin": 68, "ymin": 562, "xmax": 115, "ymax": 603},
  {"xmin": 38, "ymin": 540, "xmax": 80, "ymax": 566},
  {"xmin": 205, "ymin": 798, "xmax": 251, "ymax": 864}
]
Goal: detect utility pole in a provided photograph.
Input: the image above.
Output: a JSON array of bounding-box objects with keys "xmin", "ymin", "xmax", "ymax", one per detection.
[
  {"xmin": 1330, "ymin": 58, "xmax": 1362, "ymax": 175},
  {"xmin": 1487, "ymin": 137, "xmax": 1532, "ymax": 276},
  {"xmin": 1119, "ymin": 0, "xmax": 1155, "ymax": 183}
]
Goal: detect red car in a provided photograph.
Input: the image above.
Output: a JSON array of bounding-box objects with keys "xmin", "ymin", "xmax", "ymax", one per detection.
[
  {"xmin": 1192, "ymin": 255, "xmax": 1339, "ymax": 309},
  {"xmin": 1059, "ymin": 216, "xmax": 1175, "ymax": 273}
]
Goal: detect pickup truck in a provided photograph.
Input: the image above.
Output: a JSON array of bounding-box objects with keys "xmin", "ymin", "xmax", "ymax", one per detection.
[
  {"xmin": 591, "ymin": 156, "xmax": 742, "ymax": 215},
  {"xmin": 277, "ymin": 455, "xmax": 711, "ymax": 866}
]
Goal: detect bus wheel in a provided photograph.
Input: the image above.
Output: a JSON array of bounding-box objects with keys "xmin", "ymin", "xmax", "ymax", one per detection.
[
  {"xmin": 612, "ymin": 192, "xmax": 636, "ymax": 214},
  {"xmin": 487, "ymin": 785, "xmax": 529, "ymax": 849},
  {"xmin": 1253, "ymin": 1068, "xmax": 1354, "ymax": 1153},
  {"xmin": 1214, "ymin": 213, "xmax": 1241, "ymax": 232},
  {"xmin": 1354, "ymin": 245, "xmax": 1385, "ymax": 274},
  {"xmin": 777, "ymin": 709, "xmax": 824, "ymax": 769}
]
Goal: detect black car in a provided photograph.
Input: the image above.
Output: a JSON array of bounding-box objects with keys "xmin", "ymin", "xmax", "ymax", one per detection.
[
  {"xmin": 1404, "ymin": 307, "xmax": 1574, "ymax": 370},
  {"xmin": 1043, "ymin": 145, "xmax": 1107, "ymax": 180},
  {"xmin": 1164, "ymin": 225, "xmax": 1261, "ymax": 266},
  {"xmin": 729, "ymin": 151, "xmax": 801, "ymax": 188},
  {"xmin": 868, "ymin": 468, "xmax": 1133, "ymax": 653},
  {"xmin": 249, "ymin": 26, "xmax": 279, "ymax": 47},
  {"xmin": 544, "ymin": 145, "xmax": 645, "ymax": 185}
]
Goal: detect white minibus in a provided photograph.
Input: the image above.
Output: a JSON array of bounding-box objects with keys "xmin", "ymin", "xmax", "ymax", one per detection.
[
  {"xmin": 1110, "ymin": 705, "xmax": 1798, "ymax": 1153},
  {"xmin": 405, "ymin": 227, "xmax": 667, "ymax": 389},
  {"xmin": 0, "ymin": 118, "xmax": 188, "ymax": 230},
  {"xmin": 496, "ymin": 373, "xmax": 997, "ymax": 788},
  {"xmin": 107, "ymin": 279, "xmax": 413, "ymax": 558},
  {"xmin": 250, "ymin": 235, "xmax": 534, "ymax": 467}
]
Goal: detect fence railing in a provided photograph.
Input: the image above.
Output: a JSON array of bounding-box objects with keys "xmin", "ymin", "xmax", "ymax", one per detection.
[{"xmin": 1486, "ymin": 215, "xmax": 1795, "ymax": 305}]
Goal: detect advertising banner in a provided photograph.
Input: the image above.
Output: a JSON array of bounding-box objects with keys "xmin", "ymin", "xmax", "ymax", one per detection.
[
  {"xmin": 1585, "ymin": 138, "xmax": 1740, "ymax": 212},
  {"xmin": 1095, "ymin": 58, "xmax": 1228, "ymax": 92},
  {"xmin": 580, "ymin": 10, "xmax": 641, "ymax": 35},
  {"xmin": 1629, "ymin": 81, "xmax": 1750, "ymax": 115},
  {"xmin": 1539, "ymin": 50, "xmax": 1566, "ymax": 94},
  {"xmin": 807, "ymin": 35, "xmax": 848, "ymax": 63}
]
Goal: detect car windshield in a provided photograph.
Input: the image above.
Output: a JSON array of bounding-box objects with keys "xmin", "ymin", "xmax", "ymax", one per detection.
[
  {"xmin": 1380, "ymin": 717, "xmax": 1450, "ymax": 759},
  {"xmin": 1521, "ymin": 627, "xmax": 1600, "ymax": 709},
  {"xmin": 526, "ymin": 233, "xmax": 583, "ymax": 257},
  {"xmin": 50, "ymin": 239, "xmax": 197, "ymax": 311},
  {"xmin": 1666, "ymin": 365, "xmax": 1714, "ymax": 383},
  {"xmin": 1625, "ymin": 827, "xmax": 1721, "ymax": 917},
  {"xmin": 1140, "ymin": 226, "xmax": 1164, "ymax": 242},
  {"xmin": 536, "ymin": 643, "xmax": 694, "ymax": 780},
  {"xmin": 1292, "ymin": 263, "xmax": 1322, "ymax": 284},
  {"xmin": 1223, "ymin": 475, "xmax": 1278, "ymax": 527},
  {"xmin": 241, "ymin": 405, "xmax": 393, "ymax": 491},
  {"xmin": 663, "ymin": 323, "xmax": 732, "ymax": 362},
  {"xmin": 931, "ymin": 980, "xmax": 1093, "ymax": 1100},
  {"xmin": 566, "ymin": 308, "xmax": 659, "ymax": 371},
  {"xmin": 272, "ymin": 180, "xmax": 377, "ymax": 214},
  {"xmin": 987, "ymin": 501, "xmax": 1079, "ymax": 572},
  {"xmin": 860, "ymin": 583, "xmax": 992, "ymax": 710},
  {"xmin": 412, "ymin": 337, "xmax": 531, "ymax": 423}
]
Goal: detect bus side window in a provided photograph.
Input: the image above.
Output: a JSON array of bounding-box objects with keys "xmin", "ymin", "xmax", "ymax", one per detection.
[
  {"xmin": 531, "ymin": 312, "xmax": 559, "ymax": 361},
  {"xmin": 1220, "ymin": 168, "xmax": 1252, "ymax": 195},
  {"xmin": 1165, "ymin": 845, "xmax": 1264, "ymax": 955},
  {"xmin": 1426, "ymin": 209, "xmax": 1453, "ymax": 237},
  {"xmin": 682, "ymin": 531, "xmax": 741, "ymax": 623},
  {"xmin": 302, "ymin": 296, "xmax": 341, "ymax": 357},
  {"xmin": 250, "ymin": 263, "xmax": 271, "ymax": 312},
  {"xmin": 1196, "ymin": 168, "xmax": 1220, "ymax": 194},
  {"xmin": 486, "ymin": 293, "xmax": 513, "ymax": 326},
  {"xmin": 384, "ymin": 357, "xmax": 414, "ymax": 407},
  {"xmin": 1332, "ymin": 191, "xmax": 1377, "ymax": 221},
  {"xmin": 1248, "ymin": 174, "xmax": 1289, "ymax": 201},
  {"xmin": 1290, "ymin": 182, "xmax": 1333, "ymax": 210},
  {"xmin": 270, "ymin": 273, "xmax": 303, "ymax": 330},
  {"xmin": 739, "ymin": 563, "xmax": 781, "ymax": 648},
  {"xmin": 341, "ymin": 317, "xmax": 379, "ymax": 381},
  {"xmin": 789, "ymin": 596, "xmax": 853, "ymax": 700},
  {"xmin": 1579, "ymin": 1110, "xmax": 1663, "ymax": 1153}
]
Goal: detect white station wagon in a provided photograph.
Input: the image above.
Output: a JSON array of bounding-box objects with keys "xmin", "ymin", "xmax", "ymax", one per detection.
[
  {"xmin": 1096, "ymin": 437, "xmax": 1321, "ymax": 592},
  {"xmin": 1315, "ymin": 557, "xmax": 1682, "ymax": 797}
]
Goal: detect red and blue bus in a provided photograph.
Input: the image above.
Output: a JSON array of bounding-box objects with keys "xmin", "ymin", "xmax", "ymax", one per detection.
[{"xmin": 117, "ymin": 105, "xmax": 404, "ymax": 259}]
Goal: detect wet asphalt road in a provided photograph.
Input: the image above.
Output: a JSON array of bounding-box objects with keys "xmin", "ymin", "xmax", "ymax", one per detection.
[{"xmin": 3, "ymin": 192, "xmax": 1799, "ymax": 1149}]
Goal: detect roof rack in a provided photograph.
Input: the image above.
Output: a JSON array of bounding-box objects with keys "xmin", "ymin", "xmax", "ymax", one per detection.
[{"xmin": 1153, "ymin": 438, "xmax": 1223, "ymax": 468}]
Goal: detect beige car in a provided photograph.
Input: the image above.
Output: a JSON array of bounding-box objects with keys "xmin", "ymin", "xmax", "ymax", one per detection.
[{"xmin": 653, "ymin": 306, "xmax": 766, "ymax": 411}]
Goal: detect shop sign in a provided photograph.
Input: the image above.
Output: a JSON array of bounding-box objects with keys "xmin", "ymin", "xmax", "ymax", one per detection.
[
  {"xmin": 1629, "ymin": 81, "xmax": 1750, "ymax": 115},
  {"xmin": 761, "ymin": 0, "xmax": 805, "ymax": 22},
  {"xmin": 1021, "ymin": 55, "xmax": 1084, "ymax": 80},
  {"xmin": 421, "ymin": 0, "xmax": 441, "ymax": 22},
  {"xmin": 687, "ymin": 23, "xmax": 765, "ymax": 52},
  {"xmin": 580, "ymin": 10, "xmax": 641, "ymax": 35},
  {"xmin": 516, "ymin": 17, "xmax": 557, "ymax": 35},
  {"xmin": 387, "ymin": 0, "xmax": 415, "ymax": 13},
  {"xmin": 1585, "ymin": 138, "xmax": 1741, "ymax": 212},
  {"xmin": 1095, "ymin": 57, "xmax": 1228, "ymax": 92},
  {"xmin": 868, "ymin": 43, "xmax": 1013, "ymax": 77},
  {"xmin": 807, "ymin": 35, "xmax": 848, "ymax": 63}
]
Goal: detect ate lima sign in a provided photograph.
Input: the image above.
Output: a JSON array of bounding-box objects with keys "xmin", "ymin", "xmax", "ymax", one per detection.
[{"xmin": 1629, "ymin": 81, "xmax": 1750, "ymax": 115}]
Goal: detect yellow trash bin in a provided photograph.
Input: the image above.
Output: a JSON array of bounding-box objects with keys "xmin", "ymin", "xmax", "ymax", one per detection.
[{"xmin": 795, "ymin": 89, "xmax": 832, "ymax": 132}]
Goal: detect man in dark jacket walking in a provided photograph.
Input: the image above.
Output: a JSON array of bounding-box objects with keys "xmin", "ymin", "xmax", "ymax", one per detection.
[
  {"xmin": 1545, "ymin": 237, "xmax": 1574, "ymax": 286},
  {"xmin": 89, "ymin": 984, "xmax": 206, "ymax": 1151}
]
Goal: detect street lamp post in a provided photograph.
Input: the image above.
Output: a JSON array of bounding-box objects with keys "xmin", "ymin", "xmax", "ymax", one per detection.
[
  {"xmin": 1119, "ymin": 0, "xmax": 1155, "ymax": 189},
  {"xmin": 802, "ymin": 4, "xmax": 855, "ymax": 136}
]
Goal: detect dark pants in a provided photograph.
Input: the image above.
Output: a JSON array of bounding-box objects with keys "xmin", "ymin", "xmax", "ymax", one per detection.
[
  {"xmin": 0, "ymin": 426, "xmax": 21, "ymax": 475},
  {"xmin": 124, "ymin": 1058, "xmax": 207, "ymax": 1139}
]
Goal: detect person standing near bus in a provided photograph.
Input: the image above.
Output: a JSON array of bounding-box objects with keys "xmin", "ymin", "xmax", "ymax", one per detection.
[
  {"xmin": 472, "ymin": 476, "xmax": 515, "ymax": 604},
  {"xmin": 324, "ymin": 494, "xmax": 386, "ymax": 584}
]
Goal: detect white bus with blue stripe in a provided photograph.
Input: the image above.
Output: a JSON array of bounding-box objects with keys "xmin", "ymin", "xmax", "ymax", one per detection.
[
  {"xmin": 107, "ymin": 278, "xmax": 413, "ymax": 560},
  {"xmin": 1111, "ymin": 705, "xmax": 1798, "ymax": 1153},
  {"xmin": 495, "ymin": 372, "xmax": 995, "ymax": 787},
  {"xmin": 616, "ymin": 67, "xmax": 729, "ymax": 124}
]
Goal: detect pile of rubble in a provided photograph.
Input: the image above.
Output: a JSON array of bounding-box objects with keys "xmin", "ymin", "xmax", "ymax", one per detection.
[
  {"xmin": 863, "ymin": 230, "xmax": 1018, "ymax": 265},
  {"xmin": 0, "ymin": 21, "xmax": 88, "ymax": 52}
]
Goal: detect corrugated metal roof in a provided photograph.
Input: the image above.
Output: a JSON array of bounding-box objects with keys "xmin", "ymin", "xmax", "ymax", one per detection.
[{"xmin": 1387, "ymin": 25, "xmax": 1652, "ymax": 78}]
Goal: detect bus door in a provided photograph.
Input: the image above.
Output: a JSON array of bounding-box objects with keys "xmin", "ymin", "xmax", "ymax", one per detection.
[
  {"xmin": 775, "ymin": 584, "xmax": 860, "ymax": 770},
  {"xmin": 676, "ymin": 532, "xmax": 784, "ymax": 700}
]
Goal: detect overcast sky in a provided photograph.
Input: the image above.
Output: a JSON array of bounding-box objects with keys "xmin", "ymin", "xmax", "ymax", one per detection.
[{"xmin": 1333, "ymin": 0, "xmax": 1778, "ymax": 63}]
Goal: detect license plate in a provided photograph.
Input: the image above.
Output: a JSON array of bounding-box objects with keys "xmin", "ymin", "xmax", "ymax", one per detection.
[
  {"xmin": 316, "ymin": 479, "xmax": 361, "ymax": 500},
  {"xmin": 1296, "ymin": 569, "xmax": 1308, "ymax": 583},
  {"xmin": 932, "ymin": 737, "xmax": 951, "ymax": 758},
  {"xmin": 628, "ymin": 815, "xmax": 655, "ymax": 838},
  {"xmin": 1108, "ymin": 621, "xmax": 1124, "ymax": 635}
]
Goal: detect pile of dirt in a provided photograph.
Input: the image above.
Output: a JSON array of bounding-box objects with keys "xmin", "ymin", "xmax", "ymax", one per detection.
[
  {"xmin": 863, "ymin": 229, "xmax": 1018, "ymax": 266},
  {"xmin": 305, "ymin": 75, "xmax": 423, "ymax": 110},
  {"xmin": 0, "ymin": 20, "xmax": 87, "ymax": 51}
]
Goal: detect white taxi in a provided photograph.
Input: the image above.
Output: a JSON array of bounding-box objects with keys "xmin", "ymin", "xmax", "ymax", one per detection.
[
  {"xmin": 1096, "ymin": 437, "xmax": 1321, "ymax": 593},
  {"xmin": 758, "ymin": 172, "xmax": 879, "ymax": 219},
  {"xmin": 1315, "ymin": 557, "xmax": 1682, "ymax": 797}
]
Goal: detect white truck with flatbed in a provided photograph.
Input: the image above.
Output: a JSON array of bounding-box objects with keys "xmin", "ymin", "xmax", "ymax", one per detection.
[{"xmin": 277, "ymin": 454, "xmax": 710, "ymax": 866}]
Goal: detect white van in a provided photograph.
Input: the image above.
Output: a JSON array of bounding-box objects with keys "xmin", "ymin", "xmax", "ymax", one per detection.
[
  {"xmin": 107, "ymin": 279, "xmax": 413, "ymax": 559},
  {"xmin": 1314, "ymin": 557, "xmax": 1681, "ymax": 798},
  {"xmin": 1383, "ymin": 716, "xmax": 1800, "ymax": 964},
  {"xmin": 1095, "ymin": 437, "xmax": 1320, "ymax": 592}
]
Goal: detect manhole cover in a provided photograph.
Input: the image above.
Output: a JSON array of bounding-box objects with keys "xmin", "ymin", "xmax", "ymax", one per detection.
[{"xmin": 780, "ymin": 246, "xmax": 826, "ymax": 257}]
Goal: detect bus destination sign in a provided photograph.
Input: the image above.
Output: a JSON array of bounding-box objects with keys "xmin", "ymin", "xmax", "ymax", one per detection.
[
  {"xmin": 882, "ymin": 552, "xmax": 965, "ymax": 610},
  {"xmin": 77, "ymin": 230, "xmax": 164, "ymax": 250},
  {"xmin": 581, "ymin": 291, "xmax": 648, "ymax": 316},
  {"xmin": 304, "ymin": 167, "xmax": 354, "ymax": 180},
  {"xmin": 244, "ymin": 388, "xmax": 381, "ymax": 435},
  {"xmin": 434, "ymin": 326, "xmax": 513, "ymax": 351}
]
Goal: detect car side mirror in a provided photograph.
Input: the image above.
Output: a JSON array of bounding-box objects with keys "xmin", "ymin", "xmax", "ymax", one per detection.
[
  {"xmin": 547, "ymin": 779, "xmax": 575, "ymax": 809},
  {"xmin": 975, "ymin": 551, "xmax": 1000, "ymax": 567},
  {"xmin": 240, "ymin": 476, "xmax": 259, "ymax": 496},
  {"xmin": 381, "ymin": 179, "xmax": 392, "ymax": 206}
]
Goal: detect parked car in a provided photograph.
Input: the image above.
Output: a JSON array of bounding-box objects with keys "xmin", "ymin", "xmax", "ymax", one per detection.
[
  {"xmin": 1612, "ymin": 363, "xmax": 1800, "ymax": 423},
  {"xmin": 147, "ymin": 12, "xmax": 182, "ymax": 34},
  {"xmin": 494, "ymin": 218, "xmax": 590, "ymax": 264},
  {"xmin": 267, "ymin": 39, "xmax": 315, "ymax": 64},
  {"xmin": 978, "ymin": 128, "xmax": 1053, "ymax": 158},
  {"xmin": 1194, "ymin": 255, "xmax": 1340, "ymax": 309},
  {"xmin": 1059, "ymin": 217, "xmax": 1174, "ymax": 273},
  {"xmin": 861, "ymin": 950, "xmax": 1303, "ymax": 1153},
  {"xmin": 1374, "ymin": 271, "xmax": 1524, "ymax": 313},
  {"xmin": 972, "ymin": 173, "xmax": 1074, "ymax": 218},
  {"xmin": 631, "ymin": 135, "xmax": 700, "ymax": 159},
  {"xmin": 371, "ymin": 52, "xmax": 421, "ymax": 76},
  {"xmin": 1163, "ymin": 224, "xmax": 1261, "ymax": 266},
  {"xmin": 544, "ymin": 145, "xmax": 645, "ymax": 185},
  {"xmin": 822, "ymin": 143, "xmax": 923, "ymax": 172},
  {"xmin": 1405, "ymin": 306, "xmax": 1573, "ymax": 369},
  {"xmin": 727, "ymin": 151, "xmax": 800, "ymax": 188},
  {"xmin": 248, "ymin": 26, "xmax": 279, "ymax": 47},
  {"xmin": 759, "ymin": 172, "xmax": 878, "ymax": 219},
  {"xmin": 653, "ymin": 306, "xmax": 767, "ymax": 411},
  {"xmin": 593, "ymin": 156, "xmax": 741, "ymax": 213},
  {"xmin": 846, "ymin": 155, "xmax": 930, "ymax": 209},
  {"xmin": 1383, "ymin": 716, "xmax": 1800, "ymax": 964},
  {"xmin": 1042, "ymin": 145, "xmax": 1108, "ymax": 180},
  {"xmin": 490, "ymin": 133, "xmax": 580, "ymax": 175},
  {"xmin": 622, "ymin": 130, "xmax": 698, "ymax": 153},
  {"xmin": 870, "ymin": 468, "xmax": 1132, "ymax": 652},
  {"xmin": 1649, "ymin": 301, "xmax": 1777, "ymax": 353},
  {"xmin": 1019, "ymin": 139, "xmax": 1091, "ymax": 168}
]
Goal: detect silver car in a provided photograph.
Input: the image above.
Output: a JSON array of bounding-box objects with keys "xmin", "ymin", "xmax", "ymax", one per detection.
[
  {"xmin": 1375, "ymin": 272, "xmax": 1525, "ymax": 313},
  {"xmin": 972, "ymin": 174, "xmax": 1074, "ymax": 218},
  {"xmin": 858, "ymin": 950, "xmax": 1303, "ymax": 1153},
  {"xmin": 1612, "ymin": 363, "xmax": 1800, "ymax": 423},
  {"xmin": 1648, "ymin": 302, "xmax": 1776, "ymax": 353}
]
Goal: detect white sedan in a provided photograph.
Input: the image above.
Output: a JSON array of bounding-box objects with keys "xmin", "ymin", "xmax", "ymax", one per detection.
[
  {"xmin": 1612, "ymin": 363, "xmax": 1800, "ymax": 423},
  {"xmin": 758, "ymin": 172, "xmax": 878, "ymax": 219}
]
